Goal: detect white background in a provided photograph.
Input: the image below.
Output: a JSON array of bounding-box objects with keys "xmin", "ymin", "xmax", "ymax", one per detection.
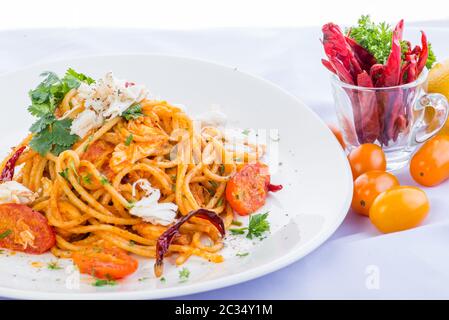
[{"xmin": 0, "ymin": 0, "xmax": 448, "ymax": 30}]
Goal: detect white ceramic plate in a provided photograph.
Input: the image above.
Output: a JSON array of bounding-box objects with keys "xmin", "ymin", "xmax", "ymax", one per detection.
[{"xmin": 0, "ymin": 54, "xmax": 352, "ymax": 299}]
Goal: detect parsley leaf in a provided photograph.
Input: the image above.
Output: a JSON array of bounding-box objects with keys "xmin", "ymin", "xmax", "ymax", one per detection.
[
  {"xmin": 178, "ymin": 267, "xmax": 190, "ymax": 283},
  {"xmin": 27, "ymin": 69, "xmax": 93, "ymax": 155},
  {"xmin": 28, "ymin": 69, "xmax": 92, "ymax": 118},
  {"xmin": 30, "ymin": 113, "xmax": 55, "ymax": 133},
  {"xmin": 229, "ymin": 212, "xmax": 270, "ymax": 239},
  {"xmin": 247, "ymin": 212, "xmax": 270, "ymax": 239},
  {"xmin": 63, "ymin": 68, "xmax": 95, "ymax": 88},
  {"xmin": 122, "ymin": 104, "xmax": 143, "ymax": 120},
  {"xmin": 348, "ymin": 15, "xmax": 436, "ymax": 68},
  {"xmin": 29, "ymin": 117, "xmax": 79, "ymax": 156}
]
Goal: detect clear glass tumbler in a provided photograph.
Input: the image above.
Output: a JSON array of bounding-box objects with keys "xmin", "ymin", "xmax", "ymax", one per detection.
[{"xmin": 331, "ymin": 69, "xmax": 449, "ymax": 171}]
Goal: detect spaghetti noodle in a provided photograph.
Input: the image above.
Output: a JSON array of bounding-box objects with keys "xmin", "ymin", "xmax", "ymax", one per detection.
[{"xmin": 0, "ymin": 70, "xmax": 275, "ymax": 279}]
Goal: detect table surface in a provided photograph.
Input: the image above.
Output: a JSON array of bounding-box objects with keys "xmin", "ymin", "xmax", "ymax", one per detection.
[{"xmin": 1, "ymin": 23, "xmax": 449, "ymax": 299}]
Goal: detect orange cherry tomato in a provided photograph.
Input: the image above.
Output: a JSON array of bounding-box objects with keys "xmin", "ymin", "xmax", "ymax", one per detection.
[
  {"xmin": 0, "ymin": 203, "xmax": 55, "ymax": 254},
  {"xmin": 410, "ymin": 135, "xmax": 449, "ymax": 187},
  {"xmin": 72, "ymin": 246, "xmax": 138, "ymax": 280},
  {"xmin": 369, "ymin": 186, "xmax": 429, "ymax": 233},
  {"xmin": 351, "ymin": 171, "xmax": 399, "ymax": 216},
  {"xmin": 226, "ymin": 163, "xmax": 270, "ymax": 216},
  {"xmin": 348, "ymin": 144, "xmax": 386, "ymax": 179},
  {"xmin": 328, "ymin": 124, "xmax": 346, "ymax": 149}
]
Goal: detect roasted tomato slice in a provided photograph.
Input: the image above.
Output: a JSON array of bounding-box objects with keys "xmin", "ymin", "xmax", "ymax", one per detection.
[
  {"xmin": 225, "ymin": 163, "xmax": 282, "ymax": 216},
  {"xmin": 0, "ymin": 203, "xmax": 55, "ymax": 254},
  {"xmin": 72, "ymin": 247, "xmax": 138, "ymax": 280}
]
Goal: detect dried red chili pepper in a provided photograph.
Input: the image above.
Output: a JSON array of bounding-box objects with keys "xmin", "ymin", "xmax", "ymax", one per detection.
[
  {"xmin": 416, "ymin": 31, "xmax": 429, "ymax": 75},
  {"xmin": 382, "ymin": 20, "xmax": 404, "ymax": 87},
  {"xmin": 0, "ymin": 146, "xmax": 26, "ymax": 183},
  {"xmin": 345, "ymin": 36, "xmax": 377, "ymax": 72},
  {"xmin": 322, "ymin": 23, "xmax": 362, "ymax": 83},
  {"xmin": 356, "ymin": 71, "xmax": 380, "ymax": 143},
  {"xmin": 321, "ymin": 59, "xmax": 336, "ymax": 74},
  {"xmin": 154, "ymin": 208, "xmax": 225, "ymax": 277}
]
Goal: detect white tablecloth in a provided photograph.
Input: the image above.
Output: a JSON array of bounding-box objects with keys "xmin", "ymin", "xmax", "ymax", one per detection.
[{"xmin": 2, "ymin": 24, "xmax": 449, "ymax": 299}]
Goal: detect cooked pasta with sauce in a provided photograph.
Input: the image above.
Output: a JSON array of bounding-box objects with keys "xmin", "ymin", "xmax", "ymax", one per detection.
[{"xmin": 0, "ymin": 69, "xmax": 282, "ymax": 280}]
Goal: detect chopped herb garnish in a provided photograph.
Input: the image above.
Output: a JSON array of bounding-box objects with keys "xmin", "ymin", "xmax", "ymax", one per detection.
[
  {"xmin": 127, "ymin": 201, "xmax": 136, "ymax": 209},
  {"xmin": 122, "ymin": 104, "xmax": 143, "ymax": 121},
  {"xmin": 59, "ymin": 168, "xmax": 69, "ymax": 180},
  {"xmin": 231, "ymin": 220, "xmax": 243, "ymax": 226},
  {"xmin": 100, "ymin": 176, "xmax": 110, "ymax": 185},
  {"xmin": 0, "ymin": 229, "xmax": 12, "ymax": 239},
  {"xmin": 210, "ymin": 181, "xmax": 218, "ymax": 189},
  {"xmin": 178, "ymin": 267, "xmax": 190, "ymax": 283},
  {"xmin": 138, "ymin": 277, "xmax": 149, "ymax": 282},
  {"xmin": 236, "ymin": 252, "xmax": 249, "ymax": 257},
  {"xmin": 160, "ymin": 277, "xmax": 167, "ymax": 283},
  {"xmin": 82, "ymin": 173, "xmax": 92, "ymax": 185},
  {"xmin": 229, "ymin": 228, "xmax": 246, "ymax": 235},
  {"xmin": 129, "ymin": 240, "xmax": 136, "ymax": 247},
  {"xmin": 242, "ymin": 129, "xmax": 250, "ymax": 136},
  {"xmin": 47, "ymin": 261, "xmax": 62, "ymax": 270},
  {"xmin": 219, "ymin": 164, "xmax": 225, "ymax": 175},
  {"xmin": 216, "ymin": 198, "xmax": 224, "ymax": 206},
  {"xmin": 92, "ymin": 278, "xmax": 117, "ymax": 287},
  {"xmin": 83, "ymin": 135, "xmax": 94, "ymax": 152},
  {"xmin": 125, "ymin": 134, "xmax": 133, "ymax": 146}
]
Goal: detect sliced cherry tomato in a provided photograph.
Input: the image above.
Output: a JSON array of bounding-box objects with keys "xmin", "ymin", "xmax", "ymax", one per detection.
[
  {"xmin": 225, "ymin": 163, "xmax": 281, "ymax": 216},
  {"xmin": 369, "ymin": 186, "xmax": 429, "ymax": 233},
  {"xmin": 0, "ymin": 203, "xmax": 55, "ymax": 254},
  {"xmin": 351, "ymin": 171, "xmax": 399, "ymax": 216},
  {"xmin": 72, "ymin": 246, "xmax": 138, "ymax": 280},
  {"xmin": 328, "ymin": 124, "xmax": 346, "ymax": 149},
  {"xmin": 348, "ymin": 143, "xmax": 386, "ymax": 179},
  {"xmin": 410, "ymin": 135, "xmax": 449, "ymax": 187}
]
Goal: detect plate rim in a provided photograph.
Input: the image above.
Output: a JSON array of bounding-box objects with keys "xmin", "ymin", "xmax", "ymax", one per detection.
[{"xmin": 0, "ymin": 53, "xmax": 353, "ymax": 300}]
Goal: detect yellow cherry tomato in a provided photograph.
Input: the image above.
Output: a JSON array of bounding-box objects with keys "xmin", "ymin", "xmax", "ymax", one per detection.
[
  {"xmin": 351, "ymin": 171, "xmax": 399, "ymax": 216},
  {"xmin": 369, "ymin": 186, "xmax": 429, "ymax": 233},
  {"xmin": 410, "ymin": 135, "xmax": 449, "ymax": 187},
  {"xmin": 348, "ymin": 144, "xmax": 386, "ymax": 179}
]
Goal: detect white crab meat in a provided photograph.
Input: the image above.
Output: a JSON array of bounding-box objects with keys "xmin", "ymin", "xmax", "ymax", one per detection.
[
  {"xmin": 72, "ymin": 72, "xmax": 149, "ymax": 138},
  {"xmin": 129, "ymin": 179, "xmax": 177, "ymax": 226},
  {"xmin": 0, "ymin": 181, "xmax": 37, "ymax": 205}
]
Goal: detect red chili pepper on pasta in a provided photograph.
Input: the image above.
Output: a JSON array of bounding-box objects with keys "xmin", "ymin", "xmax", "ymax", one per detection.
[
  {"xmin": 154, "ymin": 208, "xmax": 225, "ymax": 277},
  {"xmin": 0, "ymin": 146, "xmax": 26, "ymax": 183}
]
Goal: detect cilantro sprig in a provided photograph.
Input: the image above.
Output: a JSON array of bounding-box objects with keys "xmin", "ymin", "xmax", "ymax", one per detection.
[
  {"xmin": 229, "ymin": 212, "xmax": 271, "ymax": 239},
  {"xmin": 29, "ymin": 115, "xmax": 79, "ymax": 156},
  {"xmin": 27, "ymin": 69, "xmax": 94, "ymax": 156}
]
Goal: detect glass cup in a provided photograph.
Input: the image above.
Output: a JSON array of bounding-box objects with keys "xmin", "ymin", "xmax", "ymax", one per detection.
[{"xmin": 330, "ymin": 69, "xmax": 449, "ymax": 171}]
